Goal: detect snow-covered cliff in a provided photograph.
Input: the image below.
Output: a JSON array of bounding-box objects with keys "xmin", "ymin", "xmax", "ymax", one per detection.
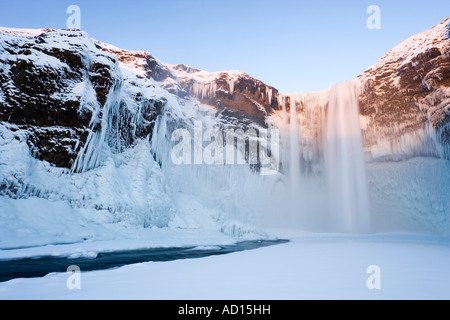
[
  {"xmin": 358, "ymin": 18, "xmax": 450, "ymax": 160},
  {"xmin": 0, "ymin": 18, "xmax": 449, "ymax": 246}
]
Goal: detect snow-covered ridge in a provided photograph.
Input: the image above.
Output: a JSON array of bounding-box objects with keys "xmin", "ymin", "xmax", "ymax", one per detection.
[
  {"xmin": 363, "ymin": 17, "xmax": 450, "ymax": 77},
  {"xmin": 168, "ymin": 63, "xmax": 246, "ymax": 83},
  {"xmin": 168, "ymin": 64, "xmax": 246, "ymax": 93},
  {"xmin": 93, "ymin": 39, "xmax": 152, "ymax": 78},
  {"xmin": 358, "ymin": 17, "xmax": 450, "ymax": 161},
  {"xmin": 0, "ymin": 26, "xmax": 48, "ymax": 38},
  {"xmin": 93, "ymin": 36, "xmax": 271, "ymax": 113}
]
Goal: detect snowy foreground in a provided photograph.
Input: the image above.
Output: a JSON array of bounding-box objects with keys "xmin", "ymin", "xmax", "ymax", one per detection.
[{"xmin": 1, "ymin": 231, "xmax": 449, "ymax": 300}]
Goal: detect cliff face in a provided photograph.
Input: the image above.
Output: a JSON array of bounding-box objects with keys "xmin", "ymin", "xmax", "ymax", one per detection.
[
  {"xmin": 0, "ymin": 28, "xmax": 176, "ymax": 231},
  {"xmin": 1, "ymin": 19, "xmax": 449, "ymax": 171},
  {"xmin": 0, "ymin": 28, "xmax": 163, "ymax": 170},
  {"xmin": 167, "ymin": 65, "xmax": 279, "ymax": 127},
  {"xmin": 0, "ymin": 20, "xmax": 449, "ymax": 240},
  {"xmin": 98, "ymin": 41, "xmax": 280, "ymax": 129},
  {"xmin": 358, "ymin": 18, "xmax": 450, "ymax": 159}
]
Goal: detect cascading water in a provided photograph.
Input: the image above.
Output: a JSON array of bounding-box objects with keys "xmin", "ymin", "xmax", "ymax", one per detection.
[
  {"xmin": 276, "ymin": 95, "xmax": 304, "ymax": 225},
  {"xmin": 288, "ymin": 95, "xmax": 302, "ymax": 199},
  {"xmin": 274, "ymin": 84, "xmax": 369, "ymax": 233},
  {"xmin": 64, "ymin": 60, "xmax": 439, "ymax": 236},
  {"xmin": 71, "ymin": 80, "xmax": 124, "ymax": 173},
  {"xmin": 323, "ymin": 82, "xmax": 370, "ymax": 233}
]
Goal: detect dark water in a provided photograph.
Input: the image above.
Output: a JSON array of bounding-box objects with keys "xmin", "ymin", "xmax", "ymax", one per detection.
[{"xmin": 0, "ymin": 239, "xmax": 288, "ymax": 282}]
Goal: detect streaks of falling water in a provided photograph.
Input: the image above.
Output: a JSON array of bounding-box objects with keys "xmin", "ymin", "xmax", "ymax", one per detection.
[{"xmin": 324, "ymin": 81, "xmax": 370, "ymax": 233}]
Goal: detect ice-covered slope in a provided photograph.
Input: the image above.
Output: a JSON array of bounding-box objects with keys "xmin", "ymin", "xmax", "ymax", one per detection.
[{"xmin": 0, "ymin": 28, "xmax": 182, "ymax": 247}]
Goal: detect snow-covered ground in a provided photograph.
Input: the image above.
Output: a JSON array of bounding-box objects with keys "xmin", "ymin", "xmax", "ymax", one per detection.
[
  {"xmin": 0, "ymin": 232, "xmax": 449, "ymax": 300},
  {"xmin": 0, "ymin": 228, "xmax": 242, "ymax": 260}
]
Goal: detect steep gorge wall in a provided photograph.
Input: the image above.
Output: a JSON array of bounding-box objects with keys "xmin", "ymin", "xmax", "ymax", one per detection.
[
  {"xmin": 1, "ymin": 19, "xmax": 449, "ymax": 173},
  {"xmin": 358, "ymin": 18, "xmax": 450, "ymax": 160}
]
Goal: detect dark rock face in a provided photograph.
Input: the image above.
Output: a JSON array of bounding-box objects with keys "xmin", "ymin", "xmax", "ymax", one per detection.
[
  {"xmin": 2, "ymin": 50, "xmax": 85, "ymax": 128},
  {"xmin": 89, "ymin": 62, "xmax": 114, "ymax": 107},
  {"xmin": 0, "ymin": 29, "xmax": 163, "ymax": 170},
  {"xmin": 0, "ymin": 31, "xmax": 91, "ymax": 168},
  {"xmin": 26, "ymin": 126, "xmax": 85, "ymax": 168}
]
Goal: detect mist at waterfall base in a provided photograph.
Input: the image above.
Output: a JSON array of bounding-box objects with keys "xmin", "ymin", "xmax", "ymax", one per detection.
[{"xmin": 251, "ymin": 81, "xmax": 373, "ymax": 234}]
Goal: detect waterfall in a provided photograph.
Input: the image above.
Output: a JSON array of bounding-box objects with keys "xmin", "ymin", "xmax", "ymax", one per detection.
[
  {"xmin": 288, "ymin": 95, "xmax": 301, "ymax": 194},
  {"xmin": 149, "ymin": 79, "xmax": 372, "ymax": 234},
  {"xmin": 323, "ymin": 82, "xmax": 370, "ymax": 233},
  {"xmin": 72, "ymin": 80, "xmax": 124, "ymax": 173},
  {"xmin": 276, "ymin": 95, "xmax": 302, "ymax": 222},
  {"xmin": 273, "ymin": 82, "xmax": 370, "ymax": 233}
]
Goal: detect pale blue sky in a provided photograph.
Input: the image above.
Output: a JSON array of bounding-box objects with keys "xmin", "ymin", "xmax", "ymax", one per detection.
[{"xmin": 1, "ymin": 0, "xmax": 449, "ymax": 92}]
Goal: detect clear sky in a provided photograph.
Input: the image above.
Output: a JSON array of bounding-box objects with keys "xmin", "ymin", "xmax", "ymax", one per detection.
[{"xmin": 1, "ymin": 0, "xmax": 449, "ymax": 93}]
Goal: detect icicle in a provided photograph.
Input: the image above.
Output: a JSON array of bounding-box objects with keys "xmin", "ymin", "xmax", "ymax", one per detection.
[
  {"xmin": 228, "ymin": 79, "xmax": 235, "ymax": 95},
  {"xmin": 289, "ymin": 95, "xmax": 301, "ymax": 192},
  {"xmin": 72, "ymin": 79, "xmax": 124, "ymax": 173},
  {"xmin": 266, "ymin": 87, "xmax": 273, "ymax": 105},
  {"xmin": 192, "ymin": 81, "xmax": 217, "ymax": 100}
]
